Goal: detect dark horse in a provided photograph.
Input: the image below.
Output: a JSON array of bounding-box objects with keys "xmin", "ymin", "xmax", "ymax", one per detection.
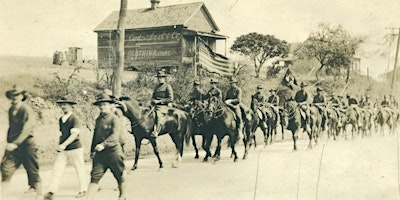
[
  {"xmin": 249, "ymin": 101, "xmax": 268, "ymax": 147},
  {"xmin": 203, "ymin": 96, "xmax": 241, "ymax": 162},
  {"xmin": 283, "ymin": 100, "xmax": 308, "ymax": 151},
  {"xmin": 186, "ymin": 101, "xmax": 209, "ymax": 159},
  {"xmin": 264, "ymin": 104, "xmax": 280, "ymax": 146},
  {"xmin": 117, "ymin": 97, "xmax": 191, "ymax": 170}
]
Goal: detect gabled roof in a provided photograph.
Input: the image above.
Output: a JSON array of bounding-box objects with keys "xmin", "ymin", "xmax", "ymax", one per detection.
[{"xmin": 94, "ymin": 2, "xmax": 219, "ymax": 32}]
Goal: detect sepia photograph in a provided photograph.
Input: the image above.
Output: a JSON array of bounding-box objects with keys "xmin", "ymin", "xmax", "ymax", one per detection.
[{"xmin": 1, "ymin": 0, "xmax": 400, "ymax": 199}]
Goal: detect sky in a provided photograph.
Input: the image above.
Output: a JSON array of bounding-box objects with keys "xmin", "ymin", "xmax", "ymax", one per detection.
[{"xmin": 1, "ymin": 0, "xmax": 399, "ymax": 79}]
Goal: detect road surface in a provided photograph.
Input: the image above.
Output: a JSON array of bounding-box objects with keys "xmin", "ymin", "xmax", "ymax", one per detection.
[{"xmin": 3, "ymin": 131, "xmax": 400, "ymax": 200}]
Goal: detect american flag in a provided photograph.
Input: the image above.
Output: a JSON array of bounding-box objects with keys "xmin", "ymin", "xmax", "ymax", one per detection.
[{"xmin": 198, "ymin": 38, "xmax": 235, "ymax": 77}]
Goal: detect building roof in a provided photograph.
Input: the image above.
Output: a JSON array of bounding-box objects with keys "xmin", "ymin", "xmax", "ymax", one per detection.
[{"xmin": 94, "ymin": 2, "xmax": 219, "ymax": 32}]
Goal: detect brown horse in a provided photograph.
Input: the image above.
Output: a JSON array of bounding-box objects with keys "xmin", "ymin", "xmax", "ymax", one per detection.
[
  {"xmin": 203, "ymin": 96, "xmax": 241, "ymax": 162},
  {"xmin": 117, "ymin": 97, "xmax": 191, "ymax": 170}
]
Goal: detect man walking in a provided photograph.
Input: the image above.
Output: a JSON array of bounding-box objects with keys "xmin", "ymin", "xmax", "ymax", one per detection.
[
  {"xmin": 86, "ymin": 93, "xmax": 126, "ymax": 200},
  {"xmin": 1, "ymin": 85, "xmax": 43, "ymax": 199},
  {"xmin": 44, "ymin": 96, "xmax": 87, "ymax": 199}
]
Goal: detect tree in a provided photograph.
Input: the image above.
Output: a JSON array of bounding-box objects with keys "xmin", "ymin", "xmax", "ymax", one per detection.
[
  {"xmin": 112, "ymin": 0, "xmax": 127, "ymax": 97},
  {"xmin": 230, "ymin": 32, "xmax": 289, "ymax": 78},
  {"xmin": 295, "ymin": 23, "xmax": 363, "ymax": 80}
]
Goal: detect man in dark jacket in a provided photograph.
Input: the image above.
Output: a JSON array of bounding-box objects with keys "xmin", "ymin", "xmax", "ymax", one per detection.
[
  {"xmin": 86, "ymin": 93, "xmax": 126, "ymax": 200},
  {"xmin": 1, "ymin": 85, "xmax": 43, "ymax": 199},
  {"xmin": 151, "ymin": 71, "xmax": 174, "ymax": 138}
]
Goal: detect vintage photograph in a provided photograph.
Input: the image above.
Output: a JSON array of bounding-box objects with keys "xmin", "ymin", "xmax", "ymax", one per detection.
[{"xmin": 1, "ymin": 0, "xmax": 400, "ymax": 199}]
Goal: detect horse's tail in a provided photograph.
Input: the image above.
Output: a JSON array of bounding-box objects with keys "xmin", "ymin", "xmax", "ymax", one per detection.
[{"xmin": 184, "ymin": 113, "xmax": 192, "ymax": 146}]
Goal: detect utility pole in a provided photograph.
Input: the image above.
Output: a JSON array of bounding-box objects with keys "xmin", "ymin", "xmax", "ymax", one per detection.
[
  {"xmin": 388, "ymin": 28, "xmax": 400, "ymax": 94},
  {"xmin": 112, "ymin": 0, "xmax": 127, "ymax": 98}
]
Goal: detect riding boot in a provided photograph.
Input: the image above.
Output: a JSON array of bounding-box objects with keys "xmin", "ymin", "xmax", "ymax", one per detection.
[{"xmin": 238, "ymin": 122, "xmax": 244, "ymax": 140}]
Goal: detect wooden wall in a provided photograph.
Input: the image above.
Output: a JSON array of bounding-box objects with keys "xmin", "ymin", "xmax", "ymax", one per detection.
[{"xmin": 97, "ymin": 28, "xmax": 183, "ymax": 69}]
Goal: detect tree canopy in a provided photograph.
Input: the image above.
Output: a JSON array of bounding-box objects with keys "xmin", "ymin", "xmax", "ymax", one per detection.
[
  {"xmin": 295, "ymin": 23, "xmax": 363, "ymax": 80},
  {"xmin": 230, "ymin": 32, "xmax": 289, "ymax": 78}
]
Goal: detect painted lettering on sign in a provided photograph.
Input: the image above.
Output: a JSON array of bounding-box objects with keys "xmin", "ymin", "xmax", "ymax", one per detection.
[
  {"xmin": 127, "ymin": 31, "xmax": 181, "ymax": 42},
  {"xmin": 126, "ymin": 49, "xmax": 179, "ymax": 61}
]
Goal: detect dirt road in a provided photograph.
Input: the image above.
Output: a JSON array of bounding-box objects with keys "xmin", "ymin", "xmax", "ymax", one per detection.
[{"xmin": 3, "ymin": 131, "xmax": 400, "ymax": 200}]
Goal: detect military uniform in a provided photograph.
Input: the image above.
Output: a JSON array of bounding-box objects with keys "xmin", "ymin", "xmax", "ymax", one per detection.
[
  {"xmin": 251, "ymin": 92, "xmax": 265, "ymax": 110},
  {"xmin": 189, "ymin": 88, "xmax": 204, "ymax": 103},
  {"xmin": 225, "ymin": 79, "xmax": 244, "ymax": 139},
  {"xmin": 151, "ymin": 72, "xmax": 174, "ymax": 138},
  {"xmin": 205, "ymin": 87, "xmax": 222, "ymax": 100},
  {"xmin": 267, "ymin": 90, "xmax": 280, "ymax": 124},
  {"xmin": 152, "ymin": 83, "xmax": 173, "ymax": 106},
  {"xmin": 295, "ymin": 90, "xmax": 309, "ymax": 104},
  {"xmin": 313, "ymin": 89, "xmax": 327, "ymax": 130}
]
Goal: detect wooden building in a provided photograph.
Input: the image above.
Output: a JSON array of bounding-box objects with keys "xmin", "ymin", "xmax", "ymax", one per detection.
[{"xmin": 94, "ymin": 1, "xmax": 228, "ymax": 71}]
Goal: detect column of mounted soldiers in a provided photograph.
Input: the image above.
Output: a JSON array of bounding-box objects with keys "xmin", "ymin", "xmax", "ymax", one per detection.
[{"xmin": 2, "ymin": 71, "xmax": 400, "ymax": 200}]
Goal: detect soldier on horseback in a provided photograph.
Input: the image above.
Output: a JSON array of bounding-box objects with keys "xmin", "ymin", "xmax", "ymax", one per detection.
[
  {"xmin": 294, "ymin": 82, "xmax": 310, "ymax": 122},
  {"xmin": 346, "ymin": 94, "xmax": 362, "ymax": 123},
  {"xmin": 204, "ymin": 79, "xmax": 222, "ymax": 100},
  {"xmin": 188, "ymin": 80, "xmax": 204, "ymax": 106},
  {"xmin": 312, "ymin": 87, "xmax": 327, "ymax": 130},
  {"xmin": 224, "ymin": 77, "xmax": 245, "ymax": 140},
  {"xmin": 151, "ymin": 71, "xmax": 174, "ymax": 138},
  {"xmin": 251, "ymin": 85, "xmax": 265, "ymax": 111},
  {"xmin": 381, "ymin": 95, "xmax": 390, "ymax": 107},
  {"xmin": 360, "ymin": 95, "xmax": 372, "ymax": 108},
  {"xmin": 267, "ymin": 89, "xmax": 281, "ymax": 124},
  {"xmin": 251, "ymin": 85, "xmax": 267, "ymax": 127}
]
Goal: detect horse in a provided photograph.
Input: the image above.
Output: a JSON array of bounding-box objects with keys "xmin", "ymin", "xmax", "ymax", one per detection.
[
  {"xmin": 203, "ymin": 96, "xmax": 241, "ymax": 162},
  {"xmin": 264, "ymin": 104, "xmax": 280, "ymax": 146},
  {"xmin": 325, "ymin": 106, "xmax": 341, "ymax": 140},
  {"xmin": 308, "ymin": 105, "xmax": 323, "ymax": 149},
  {"xmin": 282, "ymin": 100, "xmax": 308, "ymax": 151},
  {"xmin": 376, "ymin": 107, "xmax": 394, "ymax": 135},
  {"xmin": 249, "ymin": 100, "xmax": 268, "ymax": 147},
  {"xmin": 359, "ymin": 107, "xmax": 374, "ymax": 138},
  {"xmin": 343, "ymin": 106, "xmax": 360, "ymax": 139},
  {"xmin": 117, "ymin": 97, "xmax": 191, "ymax": 170},
  {"xmin": 242, "ymin": 105, "xmax": 257, "ymax": 159},
  {"xmin": 186, "ymin": 100, "xmax": 209, "ymax": 159}
]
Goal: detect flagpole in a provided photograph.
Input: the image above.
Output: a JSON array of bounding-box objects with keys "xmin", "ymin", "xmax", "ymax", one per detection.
[{"xmin": 194, "ymin": 34, "xmax": 198, "ymax": 78}]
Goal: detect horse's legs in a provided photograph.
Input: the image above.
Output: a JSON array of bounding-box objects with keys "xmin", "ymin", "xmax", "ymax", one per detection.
[
  {"xmin": 149, "ymin": 138, "xmax": 163, "ymax": 169},
  {"xmin": 214, "ymin": 137, "xmax": 222, "ymax": 160},
  {"xmin": 202, "ymin": 134, "xmax": 212, "ymax": 162},
  {"xmin": 231, "ymin": 143, "xmax": 238, "ymax": 162},
  {"xmin": 192, "ymin": 134, "xmax": 199, "ymax": 159},
  {"xmin": 307, "ymin": 125, "xmax": 313, "ymax": 150},
  {"xmin": 292, "ymin": 129, "xmax": 298, "ymax": 151},
  {"xmin": 170, "ymin": 134, "xmax": 183, "ymax": 168},
  {"xmin": 132, "ymin": 137, "xmax": 142, "ymax": 170}
]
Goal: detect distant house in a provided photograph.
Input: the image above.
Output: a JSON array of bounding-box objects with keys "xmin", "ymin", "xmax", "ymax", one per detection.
[{"xmin": 94, "ymin": 1, "xmax": 228, "ymax": 71}]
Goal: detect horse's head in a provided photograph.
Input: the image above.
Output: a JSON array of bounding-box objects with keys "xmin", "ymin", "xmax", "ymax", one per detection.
[{"xmin": 205, "ymin": 96, "xmax": 222, "ymax": 121}]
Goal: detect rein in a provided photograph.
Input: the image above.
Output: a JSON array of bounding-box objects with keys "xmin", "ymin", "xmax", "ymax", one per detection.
[{"xmin": 128, "ymin": 104, "xmax": 155, "ymax": 128}]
